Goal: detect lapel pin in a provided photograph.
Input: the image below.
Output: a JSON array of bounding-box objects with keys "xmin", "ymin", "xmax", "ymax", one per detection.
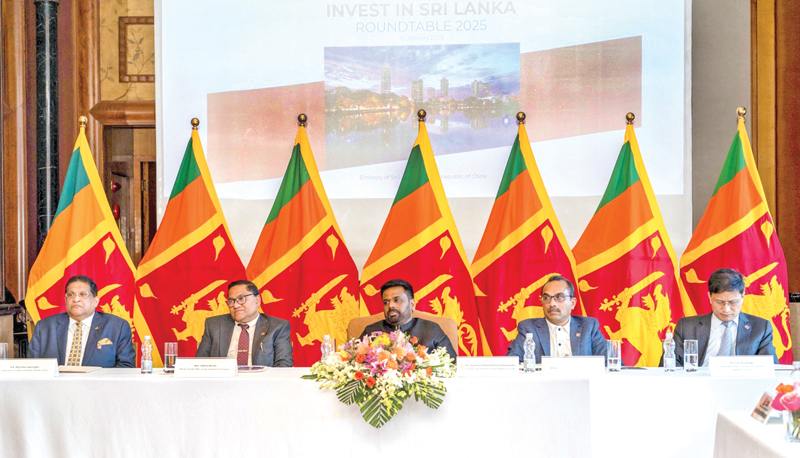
[
  {"xmin": 95, "ymin": 326, "xmax": 99, "ymax": 331},
  {"xmin": 576, "ymin": 333, "xmax": 581, "ymax": 337},
  {"xmin": 260, "ymin": 332, "xmax": 266, "ymax": 336},
  {"xmin": 745, "ymin": 324, "xmax": 750, "ymax": 330}
]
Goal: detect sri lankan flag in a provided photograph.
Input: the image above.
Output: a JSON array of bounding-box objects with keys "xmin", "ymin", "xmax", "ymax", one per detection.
[
  {"xmin": 680, "ymin": 114, "xmax": 792, "ymax": 363},
  {"xmin": 247, "ymin": 121, "xmax": 359, "ymax": 367},
  {"xmin": 25, "ymin": 121, "xmax": 139, "ymax": 342},
  {"xmin": 134, "ymin": 121, "xmax": 245, "ymax": 366},
  {"xmin": 472, "ymin": 118, "xmax": 580, "ymax": 356},
  {"xmin": 572, "ymin": 116, "xmax": 690, "ymax": 366},
  {"xmin": 360, "ymin": 117, "xmax": 481, "ymax": 356}
]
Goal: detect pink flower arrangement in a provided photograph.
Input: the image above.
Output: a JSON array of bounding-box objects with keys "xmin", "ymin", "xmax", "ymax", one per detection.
[{"xmin": 772, "ymin": 382, "xmax": 800, "ymax": 412}]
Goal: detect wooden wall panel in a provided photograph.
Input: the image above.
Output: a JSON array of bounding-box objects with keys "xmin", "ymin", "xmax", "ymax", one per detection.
[
  {"xmin": 775, "ymin": 0, "xmax": 800, "ymax": 292},
  {"xmin": 1, "ymin": 0, "xmax": 32, "ymax": 301}
]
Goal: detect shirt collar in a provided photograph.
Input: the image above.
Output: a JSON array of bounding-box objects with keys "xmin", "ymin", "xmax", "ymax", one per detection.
[
  {"xmin": 239, "ymin": 314, "xmax": 260, "ymax": 330},
  {"xmin": 69, "ymin": 312, "xmax": 95, "ymax": 328},
  {"xmin": 710, "ymin": 313, "xmax": 738, "ymax": 329},
  {"xmin": 546, "ymin": 317, "xmax": 571, "ymax": 333}
]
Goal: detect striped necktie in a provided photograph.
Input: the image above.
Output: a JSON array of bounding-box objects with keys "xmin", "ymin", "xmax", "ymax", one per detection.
[
  {"xmin": 718, "ymin": 321, "xmax": 734, "ymax": 356},
  {"xmin": 67, "ymin": 321, "xmax": 83, "ymax": 366}
]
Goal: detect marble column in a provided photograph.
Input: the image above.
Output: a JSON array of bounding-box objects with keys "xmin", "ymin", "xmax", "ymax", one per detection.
[{"xmin": 35, "ymin": 0, "xmax": 59, "ymax": 248}]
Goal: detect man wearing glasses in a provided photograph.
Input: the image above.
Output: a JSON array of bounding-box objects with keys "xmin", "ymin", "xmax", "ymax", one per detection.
[
  {"xmin": 669, "ymin": 268, "xmax": 777, "ymax": 366},
  {"xmin": 506, "ymin": 275, "xmax": 606, "ymax": 363},
  {"xmin": 29, "ymin": 275, "xmax": 136, "ymax": 367},
  {"xmin": 195, "ymin": 280, "xmax": 292, "ymax": 367}
]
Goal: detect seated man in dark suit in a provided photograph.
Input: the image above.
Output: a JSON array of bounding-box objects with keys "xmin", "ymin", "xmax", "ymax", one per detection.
[
  {"xmin": 196, "ymin": 280, "xmax": 292, "ymax": 367},
  {"xmin": 507, "ymin": 275, "xmax": 606, "ymax": 363},
  {"xmin": 671, "ymin": 268, "xmax": 777, "ymax": 366},
  {"xmin": 29, "ymin": 275, "xmax": 135, "ymax": 367},
  {"xmin": 359, "ymin": 279, "xmax": 457, "ymax": 361}
]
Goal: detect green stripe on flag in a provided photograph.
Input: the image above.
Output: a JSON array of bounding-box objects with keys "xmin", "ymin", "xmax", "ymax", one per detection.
[
  {"xmin": 393, "ymin": 145, "xmax": 430, "ymax": 205},
  {"xmin": 54, "ymin": 149, "xmax": 91, "ymax": 218},
  {"xmin": 170, "ymin": 139, "xmax": 202, "ymax": 200},
  {"xmin": 496, "ymin": 135, "xmax": 528, "ymax": 199},
  {"xmin": 266, "ymin": 143, "xmax": 311, "ymax": 225},
  {"xmin": 712, "ymin": 132, "xmax": 746, "ymax": 196},
  {"xmin": 596, "ymin": 141, "xmax": 640, "ymax": 212}
]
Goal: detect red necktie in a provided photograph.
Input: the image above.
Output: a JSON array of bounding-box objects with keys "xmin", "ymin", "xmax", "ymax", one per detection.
[{"xmin": 237, "ymin": 324, "xmax": 250, "ymax": 366}]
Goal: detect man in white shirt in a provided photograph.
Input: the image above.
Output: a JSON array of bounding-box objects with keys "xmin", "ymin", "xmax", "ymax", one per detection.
[
  {"xmin": 670, "ymin": 268, "xmax": 777, "ymax": 366},
  {"xmin": 29, "ymin": 275, "xmax": 135, "ymax": 367},
  {"xmin": 195, "ymin": 280, "xmax": 292, "ymax": 367},
  {"xmin": 506, "ymin": 275, "xmax": 606, "ymax": 363}
]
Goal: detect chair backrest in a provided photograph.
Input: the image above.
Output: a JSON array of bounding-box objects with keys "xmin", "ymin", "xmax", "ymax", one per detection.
[{"xmin": 346, "ymin": 311, "xmax": 459, "ymax": 354}]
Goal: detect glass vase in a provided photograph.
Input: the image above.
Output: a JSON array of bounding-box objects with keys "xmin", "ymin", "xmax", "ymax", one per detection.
[{"xmin": 784, "ymin": 410, "xmax": 800, "ymax": 443}]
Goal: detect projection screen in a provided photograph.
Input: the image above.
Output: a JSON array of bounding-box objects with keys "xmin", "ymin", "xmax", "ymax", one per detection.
[{"xmin": 155, "ymin": 0, "xmax": 691, "ymax": 269}]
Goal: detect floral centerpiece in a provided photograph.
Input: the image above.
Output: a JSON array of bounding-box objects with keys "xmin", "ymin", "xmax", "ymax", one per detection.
[
  {"xmin": 302, "ymin": 330, "xmax": 455, "ymax": 428},
  {"xmin": 771, "ymin": 380, "xmax": 800, "ymax": 442}
]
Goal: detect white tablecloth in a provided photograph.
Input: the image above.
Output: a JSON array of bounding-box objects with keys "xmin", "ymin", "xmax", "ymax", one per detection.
[
  {"xmin": 0, "ymin": 367, "xmax": 780, "ymax": 457},
  {"xmin": 714, "ymin": 412, "xmax": 799, "ymax": 457}
]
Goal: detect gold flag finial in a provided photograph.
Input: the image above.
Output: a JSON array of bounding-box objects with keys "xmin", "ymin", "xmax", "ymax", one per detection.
[
  {"xmin": 298, "ymin": 113, "xmax": 307, "ymax": 127},
  {"xmin": 516, "ymin": 112, "xmax": 526, "ymax": 125},
  {"xmin": 737, "ymin": 106, "xmax": 747, "ymax": 120},
  {"xmin": 78, "ymin": 116, "xmax": 88, "ymax": 128},
  {"xmin": 625, "ymin": 112, "xmax": 635, "ymax": 124},
  {"xmin": 191, "ymin": 118, "xmax": 200, "ymax": 129},
  {"xmin": 417, "ymin": 109, "xmax": 426, "ymax": 122}
]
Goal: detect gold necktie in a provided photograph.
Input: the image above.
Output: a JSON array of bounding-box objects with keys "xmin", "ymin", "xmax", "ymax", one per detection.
[{"xmin": 67, "ymin": 321, "xmax": 83, "ymax": 366}]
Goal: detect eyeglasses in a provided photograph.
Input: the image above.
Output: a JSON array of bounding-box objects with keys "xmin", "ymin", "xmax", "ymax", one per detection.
[
  {"xmin": 711, "ymin": 298, "xmax": 743, "ymax": 308},
  {"xmin": 225, "ymin": 294, "xmax": 255, "ymax": 307},
  {"xmin": 65, "ymin": 291, "xmax": 94, "ymax": 300},
  {"xmin": 541, "ymin": 293, "xmax": 573, "ymax": 304}
]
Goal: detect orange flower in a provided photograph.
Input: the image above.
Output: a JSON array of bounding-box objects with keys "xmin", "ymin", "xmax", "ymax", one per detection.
[
  {"xmin": 426, "ymin": 367, "xmax": 432, "ymax": 376},
  {"xmin": 393, "ymin": 346, "xmax": 407, "ymax": 358},
  {"xmin": 377, "ymin": 350, "xmax": 391, "ymax": 362},
  {"xmin": 340, "ymin": 352, "xmax": 350, "ymax": 362},
  {"xmin": 366, "ymin": 376, "xmax": 376, "ymax": 388},
  {"xmin": 409, "ymin": 336, "xmax": 419, "ymax": 344},
  {"xmin": 354, "ymin": 371, "xmax": 365, "ymax": 380},
  {"xmin": 405, "ymin": 353, "xmax": 416, "ymax": 362},
  {"xmin": 356, "ymin": 343, "xmax": 369, "ymax": 355},
  {"xmin": 409, "ymin": 363, "xmax": 416, "ymax": 371},
  {"xmin": 387, "ymin": 360, "xmax": 399, "ymax": 370},
  {"xmin": 777, "ymin": 383, "xmax": 795, "ymax": 394},
  {"xmin": 356, "ymin": 354, "xmax": 365, "ymax": 363}
]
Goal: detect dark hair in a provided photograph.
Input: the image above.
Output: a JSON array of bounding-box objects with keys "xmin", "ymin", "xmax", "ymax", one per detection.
[
  {"xmin": 708, "ymin": 269, "xmax": 745, "ymax": 295},
  {"xmin": 380, "ymin": 279, "xmax": 414, "ymax": 301},
  {"xmin": 65, "ymin": 275, "xmax": 98, "ymax": 296},
  {"xmin": 228, "ymin": 280, "xmax": 259, "ymax": 297},
  {"xmin": 542, "ymin": 275, "xmax": 575, "ymax": 298}
]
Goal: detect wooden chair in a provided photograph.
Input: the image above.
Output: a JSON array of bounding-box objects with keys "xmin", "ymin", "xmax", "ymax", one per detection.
[{"xmin": 346, "ymin": 310, "xmax": 459, "ymax": 351}]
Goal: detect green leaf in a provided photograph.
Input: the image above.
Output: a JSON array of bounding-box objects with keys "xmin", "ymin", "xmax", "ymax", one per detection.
[
  {"xmin": 300, "ymin": 374, "xmax": 318, "ymax": 380},
  {"xmin": 419, "ymin": 385, "xmax": 445, "ymax": 409},
  {"xmin": 336, "ymin": 380, "xmax": 361, "ymax": 405},
  {"xmin": 360, "ymin": 394, "xmax": 401, "ymax": 428}
]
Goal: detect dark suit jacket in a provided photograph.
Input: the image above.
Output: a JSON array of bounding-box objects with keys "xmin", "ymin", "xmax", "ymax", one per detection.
[
  {"xmin": 29, "ymin": 312, "xmax": 136, "ymax": 368},
  {"xmin": 506, "ymin": 316, "xmax": 607, "ymax": 364},
  {"xmin": 670, "ymin": 312, "xmax": 777, "ymax": 366},
  {"xmin": 195, "ymin": 313, "xmax": 293, "ymax": 367}
]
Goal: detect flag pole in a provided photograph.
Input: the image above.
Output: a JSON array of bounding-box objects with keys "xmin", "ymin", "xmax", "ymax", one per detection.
[
  {"xmin": 191, "ymin": 117, "xmax": 199, "ymax": 130},
  {"xmin": 417, "ymin": 109, "xmax": 426, "ymax": 123},
  {"xmin": 516, "ymin": 111, "xmax": 526, "ymax": 125},
  {"xmin": 626, "ymin": 112, "xmax": 635, "ymax": 124},
  {"xmin": 737, "ymin": 106, "xmax": 746, "ymax": 120}
]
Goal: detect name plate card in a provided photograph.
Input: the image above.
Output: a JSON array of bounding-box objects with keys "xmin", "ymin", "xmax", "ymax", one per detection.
[
  {"xmin": 750, "ymin": 392, "xmax": 775, "ymax": 424},
  {"xmin": 0, "ymin": 358, "xmax": 58, "ymax": 378},
  {"xmin": 540, "ymin": 356, "xmax": 605, "ymax": 375},
  {"xmin": 457, "ymin": 357, "xmax": 519, "ymax": 376},
  {"xmin": 173, "ymin": 358, "xmax": 237, "ymax": 378},
  {"xmin": 709, "ymin": 356, "xmax": 775, "ymax": 377}
]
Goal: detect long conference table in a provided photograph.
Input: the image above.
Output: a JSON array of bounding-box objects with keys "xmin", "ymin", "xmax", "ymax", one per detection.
[{"xmin": 0, "ymin": 366, "xmax": 783, "ymax": 457}]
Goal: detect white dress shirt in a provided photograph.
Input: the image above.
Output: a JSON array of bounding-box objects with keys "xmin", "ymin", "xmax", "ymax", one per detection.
[
  {"xmin": 546, "ymin": 318, "xmax": 573, "ymax": 358},
  {"xmin": 66, "ymin": 313, "xmax": 95, "ymax": 365},
  {"xmin": 702, "ymin": 314, "xmax": 739, "ymax": 367},
  {"xmin": 226, "ymin": 315, "xmax": 260, "ymax": 366}
]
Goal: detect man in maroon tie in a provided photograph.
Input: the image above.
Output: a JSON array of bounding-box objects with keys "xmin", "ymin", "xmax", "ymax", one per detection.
[{"xmin": 195, "ymin": 280, "xmax": 292, "ymax": 367}]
